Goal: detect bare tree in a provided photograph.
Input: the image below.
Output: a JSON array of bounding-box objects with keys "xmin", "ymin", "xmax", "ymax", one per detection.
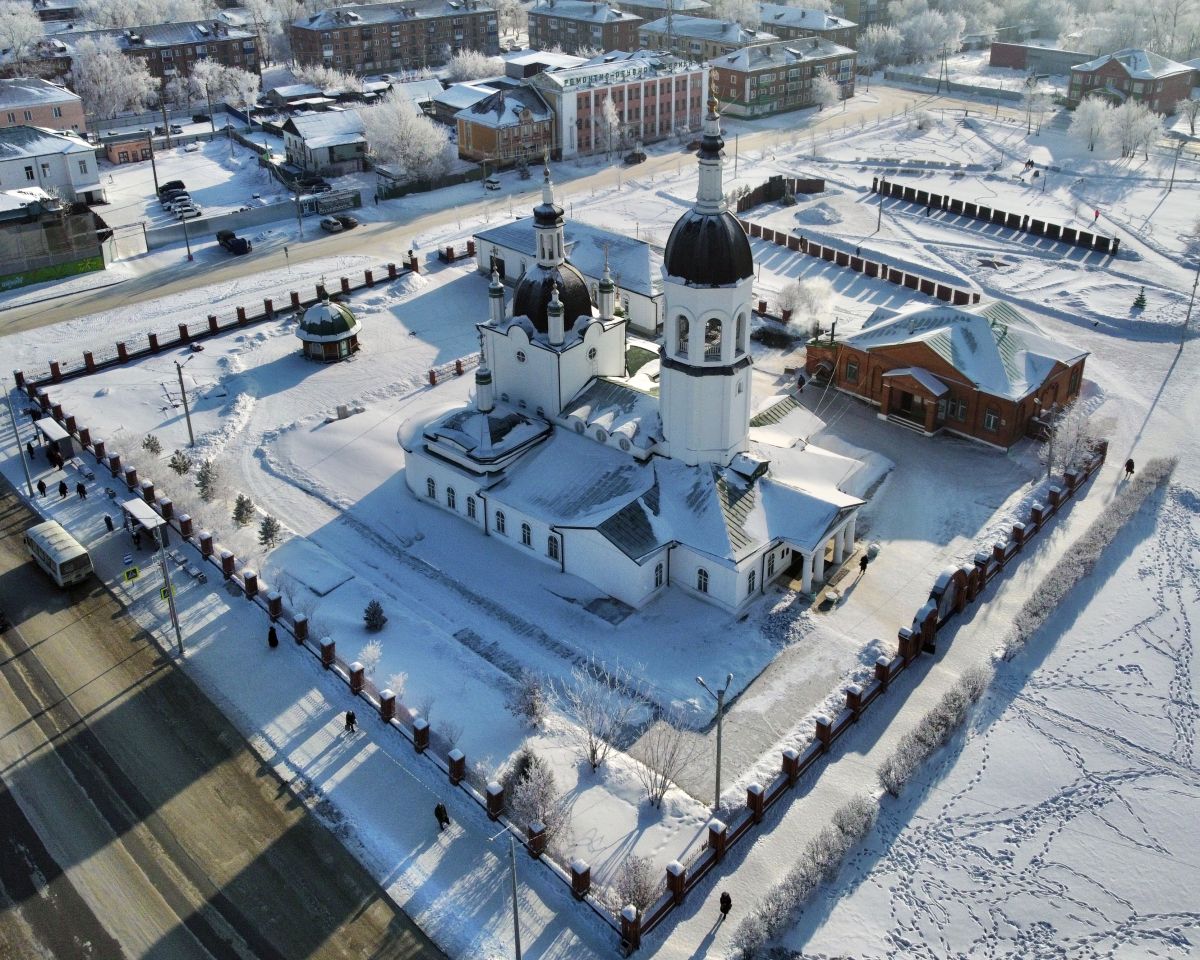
[
  {"xmin": 507, "ymin": 670, "xmax": 549, "ymax": 727},
  {"xmin": 416, "ymin": 692, "xmax": 437, "ymax": 726},
  {"xmin": 558, "ymin": 660, "xmax": 639, "ymax": 773},
  {"xmin": 0, "ymin": 1, "xmax": 43, "ymax": 66},
  {"xmin": 361, "ymin": 91, "xmax": 451, "ymax": 182},
  {"xmin": 1043, "ymin": 402, "xmax": 1098, "ymax": 474},
  {"xmin": 440, "ymin": 720, "xmax": 464, "ymax": 749},
  {"xmin": 633, "ymin": 712, "xmax": 702, "ymax": 808},
  {"xmin": 1070, "ymin": 96, "xmax": 1113, "ymax": 151},
  {"xmin": 611, "ymin": 855, "xmax": 658, "ymax": 915},
  {"xmin": 68, "ymin": 34, "xmax": 156, "ymax": 120}
]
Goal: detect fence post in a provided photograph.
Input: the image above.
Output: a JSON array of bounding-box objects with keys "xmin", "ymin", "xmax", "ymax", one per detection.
[
  {"xmin": 486, "ymin": 781, "xmax": 504, "ymax": 820},
  {"xmin": 875, "ymin": 655, "xmax": 891, "ymax": 690},
  {"xmin": 267, "ymin": 591, "xmax": 281, "ymax": 619},
  {"xmin": 242, "ymin": 569, "xmax": 258, "ymax": 600},
  {"xmin": 620, "ymin": 906, "xmax": 641, "ymax": 952},
  {"xmin": 448, "ymin": 748, "xmax": 465, "ymax": 785},
  {"xmin": 82, "ymin": 352, "xmax": 95, "ymax": 371},
  {"xmin": 199, "ymin": 530, "xmax": 213, "ymax": 556},
  {"xmin": 666, "ymin": 860, "xmax": 686, "ymax": 905},
  {"xmin": 320, "ymin": 637, "xmax": 335, "ymax": 668},
  {"xmin": 782, "ymin": 747, "xmax": 800, "ymax": 785},
  {"xmin": 413, "ymin": 717, "xmax": 429, "ymax": 753},
  {"xmin": 707, "ymin": 818, "xmax": 728, "ymax": 861},
  {"xmin": 293, "ymin": 613, "xmax": 308, "ymax": 642},
  {"xmin": 178, "ymin": 513, "xmax": 193, "ymax": 538},
  {"xmin": 527, "ymin": 822, "xmax": 546, "ymax": 859},
  {"xmin": 571, "ymin": 859, "xmax": 591, "ymax": 900},
  {"xmin": 379, "ymin": 688, "xmax": 396, "ymax": 721},
  {"xmin": 815, "ymin": 714, "xmax": 833, "ymax": 750},
  {"xmin": 747, "ymin": 783, "xmax": 765, "ymax": 823}
]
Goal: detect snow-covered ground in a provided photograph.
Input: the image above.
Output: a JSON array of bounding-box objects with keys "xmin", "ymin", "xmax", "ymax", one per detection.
[
  {"xmin": 4, "ymin": 98, "xmax": 1198, "ymax": 958},
  {"xmin": 892, "ymin": 48, "xmax": 1070, "ymax": 95}
]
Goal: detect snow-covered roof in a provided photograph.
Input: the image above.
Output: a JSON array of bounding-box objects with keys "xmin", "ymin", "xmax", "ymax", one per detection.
[
  {"xmin": 848, "ymin": 301, "xmax": 1087, "ymax": 401},
  {"xmin": 297, "ymin": 298, "xmax": 360, "ymax": 342},
  {"xmin": 475, "ymin": 216, "xmax": 662, "ymax": 298},
  {"xmin": 0, "ymin": 186, "xmax": 52, "ymax": 213},
  {"xmin": 528, "ymin": 1, "xmax": 643, "ymax": 24},
  {"xmin": 270, "ymin": 83, "xmax": 322, "ymax": 100},
  {"xmin": 457, "ymin": 87, "xmax": 552, "ymax": 128},
  {"xmin": 423, "ymin": 404, "xmax": 551, "ymax": 462},
  {"xmin": 389, "ymin": 78, "xmax": 445, "ymax": 105},
  {"xmin": 714, "ymin": 37, "xmax": 855, "ymax": 71},
  {"xmin": 504, "ymin": 50, "xmax": 588, "ymax": 70},
  {"xmin": 0, "ymin": 78, "xmax": 80, "ymax": 109},
  {"xmin": 622, "ymin": 0, "xmax": 710, "ymax": 12},
  {"xmin": 0, "ymin": 125, "xmax": 92, "ymax": 160},
  {"xmin": 283, "ymin": 110, "xmax": 365, "ymax": 148},
  {"xmin": 51, "ymin": 19, "xmax": 255, "ymax": 53},
  {"xmin": 561, "ymin": 378, "xmax": 662, "ymax": 449},
  {"xmin": 1071, "ymin": 48, "xmax": 1193, "ymax": 80},
  {"xmin": 435, "ymin": 81, "xmax": 501, "ymax": 111},
  {"xmin": 756, "ymin": 3, "xmax": 855, "ymax": 32},
  {"xmin": 531, "ymin": 49, "xmax": 698, "ymax": 92},
  {"xmin": 640, "ymin": 15, "xmax": 776, "ymax": 45},
  {"xmin": 296, "ymin": 1, "xmax": 496, "ymax": 30},
  {"xmin": 881, "ymin": 366, "xmax": 948, "ymax": 397}
]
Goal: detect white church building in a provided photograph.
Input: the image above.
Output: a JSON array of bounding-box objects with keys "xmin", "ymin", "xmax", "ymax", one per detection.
[{"xmin": 401, "ymin": 96, "xmax": 867, "ymax": 611}]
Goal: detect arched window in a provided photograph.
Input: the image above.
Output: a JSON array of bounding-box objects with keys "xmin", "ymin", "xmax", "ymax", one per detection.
[
  {"xmin": 446, "ymin": 487, "xmax": 456, "ymax": 510},
  {"xmin": 675, "ymin": 316, "xmax": 689, "ymax": 357},
  {"xmin": 735, "ymin": 312, "xmax": 747, "ymax": 355},
  {"xmin": 595, "ymin": 428, "xmax": 607, "ymax": 443},
  {"xmin": 467, "ymin": 496, "xmax": 476, "ymax": 519},
  {"xmin": 521, "ymin": 522, "xmax": 532, "ymax": 546},
  {"xmin": 426, "ymin": 477, "xmax": 436, "ymax": 499},
  {"xmin": 548, "ymin": 536, "xmax": 560, "ymax": 560},
  {"xmin": 767, "ymin": 554, "xmax": 775, "ymax": 576},
  {"xmin": 748, "ymin": 569, "xmax": 756, "ymax": 593},
  {"xmin": 655, "ymin": 562, "xmax": 664, "ymax": 588},
  {"xmin": 697, "ymin": 568, "xmax": 709, "ymax": 593},
  {"xmin": 495, "ymin": 511, "xmax": 506, "ymax": 535},
  {"xmin": 704, "ymin": 318, "xmax": 723, "ymax": 361}
]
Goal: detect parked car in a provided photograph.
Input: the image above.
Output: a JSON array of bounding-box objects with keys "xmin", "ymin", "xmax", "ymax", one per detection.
[
  {"xmin": 216, "ymin": 229, "xmax": 252, "ymax": 254},
  {"xmin": 483, "ymin": 175, "xmax": 501, "ymax": 191},
  {"xmin": 319, "ymin": 216, "xmax": 344, "ymax": 233},
  {"xmin": 154, "ymin": 125, "xmax": 165, "ymax": 135},
  {"xmin": 192, "ymin": 113, "xmax": 210, "ymax": 123},
  {"xmin": 304, "ymin": 180, "xmax": 333, "ymax": 194},
  {"xmin": 624, "ymin": 149, "xmax": 646, "ymax": 165},
  {"xmin": 157, "ymin": 180, "xmax": 185, "ymax": 198},
  {"xmin": 162, "ymin": 193, "xmax": 191, "ymax": 211},
  {"xmin": 169, "ymin": 124, "xmax": 183, "ymax": 134},
  {"xmin": 184, "ymin": 142, "xmax": 200, "ymax": 152},
  {"xmin": 175, "ymin": 203, "xmax": 202, "ymax": 219},
  {"xmin": 335, "ymin": 214, "xmax": 359, "ymax": 230}
]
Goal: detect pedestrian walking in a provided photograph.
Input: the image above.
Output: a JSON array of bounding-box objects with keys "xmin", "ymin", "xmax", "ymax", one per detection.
[
  {"xmin": 859, "ymin": 554, "xmax": 869, "ymax": 575},
  {"xmin": 76, "ymin": 482, "xmax": 87, "ymax": 500},
  {"xmin": 719, "ymin": 891, "xmax": 732, "ymax": 920},
  {"xmin": 132, "ymin": 529, "xmax": 141, "ymax": 549},
  {"xmin": 345, "ymin": 710, "xmax": 357, "ymax": 733},
  {"xmin": 26, "ymin": 441, "xmax": 35, "ymax": 460},
  {"xmin": 434, "ymin": 802, "xmax": 450, "ymax": 831},
  {"xmin": 268, "ymin": 625, "xmax": 278, "ymax": 648},
  {"xmin": 58, "ymin": 480, "xmax": 68, "ymax": 499},
  {"xmin": 104, "ymin": 514, "xmax": 114, "ymax": 533},
  {"xmin": 1125, "ymin": 458, "xmax": 1135, "ymax": 478},
  {"xmin": 1093, "ymin": 209, "xmax": 1100, "ymax": 223},
  {"xmin": 37, "ymin": 478, "xmax": 46, "ymax": 497}
]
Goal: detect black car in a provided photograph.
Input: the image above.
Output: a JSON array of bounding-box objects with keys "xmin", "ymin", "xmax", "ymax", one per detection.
[
  {"xmin": 158, "ymin": 179, "xmax": 186, "ymax": 198},
  {"xmin": 216, "ymin": 229, "xmax": 252, "ymax": 255},
  {"xmin": 305, "ymin": 181, "xmax": 333, "ymax": 194},
  {"xmin": 335, "ymin": 214, "xmax": 359, "ymax": 229},
  {"xmin": 192, "ymin": 113, "xmax": 210, "ymax": 123}
]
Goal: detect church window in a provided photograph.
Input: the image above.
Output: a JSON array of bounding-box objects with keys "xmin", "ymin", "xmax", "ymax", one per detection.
[
  {"xmin": 587, "ymin": 347, "xmax": 597, "ymax": 361},
  {"xmin": 697, "ymin": 568, "xmax": 709, "ymax": 593},
  {"xmin": 748, "ymin": 570, "xmax": 756, "ymax": 593},
  {"xmin": 495, "ymin": 511, "xmax": 506, "ymax": 534},
  {"xmin": 574, "ymin": 420, "xmax": 585, "ymax": 433},
  {"xmin": 467, "ymin": 496, "xmax": 476, "ymax": 519},
  {"xmin": 521, "ymin": 522, "xmax": 532, "ymax": 546},
  {"xmin": 548, "ymin": 536, "xmax": 560, "ymax": 560},
  {"xmin": 595, "ymin": 428, "xmax": 607, "ymax": 442},
  {"xmin": 845, "ymin": 359, "xmax": 859, "ymax": 384},
  {"xmin": 447, "ymin": 487, "xmax": 456, "ymax": 509},
  {"xmin": 426, "ymin": 477, "xmax": 436, "ymax": 499},
  {"xmin": 676, "ymin": 316, "xmax": 689, "ymax": 357},
  {"xmin": 619, "ymin": 438, "xmax": 630, "ymax": 451},
  {"xmin": 767, "ymin": 554, "xmax": 775, "ymax": 576},
  {"xmin": 736, "ymin": 312, "xmax": 747, "ymax": 354},
  {"xmin": 516, "ymin": 351, "xmax": 526, "ymax": 363},
  {"xmin": 704, "ymin": 318, "xmax": 722, "ymax": 361},
  {"xmin": 654, "ymin": 563, "xmax": 664, "ymax": 588}
]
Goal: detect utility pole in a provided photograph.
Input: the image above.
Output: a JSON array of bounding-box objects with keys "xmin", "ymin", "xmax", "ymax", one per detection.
[
  {"xmin": 697, "ymin": 672, "xmax": 733, "ymax": 812},
  {"xmin": 147, "ymin": 128, "xmax": 161, "ymax": 195},
  {"xmin": 174, "ymin": 358, "xmax": 195, "ymax": 446},
  {"xmin": 152, "ymin": 521, "xmax": 184, "ymax": 656},
  {"xmin": 877, "ymin": 178, "xmax": 885, "ymax": 231},
  {"xmin": 1180, "ymin": 258, "xmax": 1199, "ymax": 353},
  {"xmin": 1168, "ymin": 138, "xmax": 1184, "ymax": 192},
  {"xmin": 4, "ymin": 380, "xmax": 36, "ymax": 498},
  {"xmin": 509, "ymin": 835, "xmax": 522, "ymax": 960},
  {"xmin": 180, "ymin": 209, "xmax": 193, "ymax": 261},
  {"xmin": 161, "ymin": 97, "xmax": 172, "ymax": 149},
  {"xmin": 734, "ymin": 132, "xmax": 738, "ymax": 177}
]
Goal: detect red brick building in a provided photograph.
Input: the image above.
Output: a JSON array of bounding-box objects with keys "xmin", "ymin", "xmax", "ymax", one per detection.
[
  {"xmin": 1068, "ymin": 48, "xmax": 1195, "ymax": 114},
  {"xmin": 528, "ymin": 1, "xmax": 643, "ymax": 55},
  {"xmin": 0, "ymin": 78, "xmax": 85, "ymax": 133},
  {"xmin": 710, "ymin": 38, "xmax": 855, "ymax": 118},
  {"xmin": 804, "ymin": 301, "xmax": 1087, "ymax": 450}
]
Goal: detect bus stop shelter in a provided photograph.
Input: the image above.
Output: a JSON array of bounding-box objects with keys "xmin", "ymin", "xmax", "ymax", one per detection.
[{"xmin": 34, "ymin": 417, "xmax": 75, "ymax": 459}]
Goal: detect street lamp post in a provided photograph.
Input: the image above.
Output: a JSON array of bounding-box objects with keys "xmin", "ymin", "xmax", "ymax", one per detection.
[
  {"xmin": 697, "ymin": 672, "xmax": 733, "ymax": 812},
  {"xmin": 174, "ymin": 356, "xmax": 195, "ymax": 446},
  {"xmin": 1180, "ymin": 257, "xmax": 1199, "ymax": 353}
]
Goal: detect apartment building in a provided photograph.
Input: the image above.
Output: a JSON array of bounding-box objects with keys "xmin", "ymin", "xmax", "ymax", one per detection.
[
  {"xmin": 527, "ymin": 1, "xmax": 644, "ymax": 55},
  {"xmin": 709, "ymin": 38, "xmax": 855, "ymax": 117},
  {"xmin": 755, "ymin": 4, "xmax": 857, "ymax": 48},
  {"xmin": 617, "ymin": 0, "xmax": 711, "ymax": 22},
  {"xmin": 455, "ymin": 86, "xmax": 554, "ymax": 166},
  {"xmin": 0, "ymin": 78, "xmax": 85, "ymax": 133},
  {"xmin": 1067, "ymin": 48, "xmax": 1195, "ymax": 114},
  {"xmin": 638, "ymin": 15, "xmax": 776, "ymax": 61},
  {"xmin": 289, "ymin": 1, "xmax": 499, "ymax": 74}
]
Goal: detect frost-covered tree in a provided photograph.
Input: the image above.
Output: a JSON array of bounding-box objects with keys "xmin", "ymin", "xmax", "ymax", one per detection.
[
  {"xmin": 68, "ymin": 35, "xmax": 156, "ymax": 120},
  {"xmin": 1178, "ymin": 97, "xmax": 1200, "ymax": 136},
  {"xmin": 169, "ymin": 449, "xmax": 192, "ymax": 475},
  {"xmin": 633, "ymin": 712, "xmax": 700, "ymax": 808},
  {"xmin": 559, "ymin": 660, "xmax": 639, "ymax": 773},
  {"xmin": 356, "ymin": 637, "xmax": 384, "ymax": 674},
  {"xmin": 1070, "ymin": 96, "xmax": 1113, "ymax": 151},
  {"xmin": 898, "ymin": 8, "xmax": 964, "ymax": 64},
  {"xmin": 223, "ymin": 66, "xmax": 261, "ymax": 127},
  {"xmin": 195, "ymin": 458, "xmax": 221, "ymax": 502},
  {"xmin": 362, "ymin": 91, "xmax": 451, "ymax": 182},
  {"xmin": 293, "ymin": 63, "xmax": 362, "ymax": 94},
  {"xmin": 0, "ymin": 1, "xmax": 43, "ymax": 66},
  {"xmin": 600, "ymin": 93, "xmax": 622, "ymax": 158},
  {"xmin": 509, "ymin": 750, "xmax": 567, "ymax": 841},
  {"xmin": 712, "ymin": 0, "xmax": 764, "ymax": 30},
  {"xmin": 444, "ymin": 48, "xmax": 504, "ymax": 81},
  {"xmin": 1108, "ymin": 99, "xmax": 1162, "ymax": 158},
  {"xmin": 507, "ymin": 671, "xmax": 549, "ymax": 727},
  {"xmin": 611, "ymin": 855, "xmax": 657, "ymax": 916},
  {"xmin": 856, "ymin": 23, "xmax": 904, "ymax": 75},
  {"xmin": 75, "ymin": 0, "xmax": 215, "ymax": 30},
  {"xmin": 258, "ymin": 515, "xmax": 281, "ymax": 548},
  {"xmin": 812, "ymin": 74, "xmax": 839, "ymax": 111},
  {"xmin": 495, "ymin": 0, "xmax": 527, "ymax": 38},
  {"xmin": 232, "ymin": 493, "xmax": 255, "ymax": 526}
]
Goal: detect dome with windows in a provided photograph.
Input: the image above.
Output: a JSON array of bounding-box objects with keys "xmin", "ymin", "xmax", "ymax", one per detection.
[
  {"xmin": 511, "ymin": 262, "xmax": 592, "ymax": 334},
  {"xmin": 663, "ymin": 210, "xmax": 753, "ymax": 287}
]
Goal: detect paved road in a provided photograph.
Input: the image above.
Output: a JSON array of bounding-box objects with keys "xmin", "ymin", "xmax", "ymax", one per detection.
[
  {"xmin": 0, "ymin": 485, "xmax": 446, "ymax": 960},
  {"xmin": 0, "ymin": 87, "xmax": 1025, "ymax": 338}
]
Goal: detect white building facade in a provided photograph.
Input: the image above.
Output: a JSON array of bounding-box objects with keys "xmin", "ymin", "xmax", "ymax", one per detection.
[{"xmin": 0, "ymin": 125, "xmax": 104, "ymax": 203}]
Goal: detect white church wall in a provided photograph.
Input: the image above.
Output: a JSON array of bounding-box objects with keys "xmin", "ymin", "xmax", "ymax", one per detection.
[
  {"xmin": 405, "ymin": 450, "xmax": 486, "ymax": 530},
  {"xmin": 669, "ymin": 544, "xmax": 741, "ymax": 610},
  {"xmin": 489, "ymin": 326, "xmax": 561, "ymax": 419},
  {"xmin": 556, "ymin": 320, "xmax": 625, "ymax": 411},
  {"xmin": 562, "ymin": 529, "xmax": 667, "ymax": 609},
  {"xmin": 480, "ymin": 497, "xmax": 564, "ymax": 571}
]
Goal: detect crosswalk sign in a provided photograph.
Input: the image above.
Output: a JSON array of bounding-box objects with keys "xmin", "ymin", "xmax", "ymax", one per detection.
[
  {"xmin": 124, "ymin": 567, "xmax": 140, "ymax": 582},
  {"xmin": 160, "ymin": 586, "xmax": 173, "ymax": 600}
]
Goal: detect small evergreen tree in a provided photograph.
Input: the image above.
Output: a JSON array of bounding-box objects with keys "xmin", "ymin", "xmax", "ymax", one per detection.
[
  {"xmin": 258, "ymin": 515, "xmax": 281, "ymax": 548},
  {"xmin": 169, "ymin": 449, "xmax": 191, "ymax": 475},
  {"xmin": 363, "ymin": 599, "xmax": 387, "ymax": 631},
  {"xmin": 233, "ymin": 493, "xmax": 255, "ymax": 527},
  {"xmin": 1133, "ymin": 286, "xmax": 1147, "ymax": 309},
  {"xmin": 142, "ymin": 433, "xmax": 162, "ymax": 455},
  {"xmin": 195, "ymin": 459, "xmax": 219, "ymax": 502}
]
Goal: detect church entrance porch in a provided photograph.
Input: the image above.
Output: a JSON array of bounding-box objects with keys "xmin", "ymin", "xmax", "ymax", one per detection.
[
  {"xmin": 879, "ymin": 371, "xmax": 946, "ymax": 436},
  {"xmin": 782, "ymin": 516, "xmax": 858, "ymax": 597}
]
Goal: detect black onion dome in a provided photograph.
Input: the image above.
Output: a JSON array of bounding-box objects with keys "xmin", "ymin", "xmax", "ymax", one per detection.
[
  {"xmin": 533, "ymin": 196, "xmax": 564, "ymax": 228},
  {"xmin": 663, "ymin": 210, "xmax": 753, "ymax": 286},
  {"xmin": 512, "ymin": 262, "xmax": 592, "ymax": 334}
]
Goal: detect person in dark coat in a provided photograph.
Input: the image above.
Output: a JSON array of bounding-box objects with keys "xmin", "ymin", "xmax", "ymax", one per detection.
[
  {"xmin": 345, "ymin": 710, "xmax": 357, "ymax": 733},
  {"xmin": 434, "ymin": 802, "xmax": 450, "ymax": 831},
  {"xmin": 37, "ymin": 478, "xmax": 46, "ymax": 497},
  {"xmin": 58, "ymin": 480, "xmax": 68, "ymax": 499},
  {"xmin": 132, "ymin": 529, "xmax": 141, "ymax": 549},
  {"xmin": 76, "ymin": 482, "xmax": 87, "ymax": 500},
  {"xmin": 104, "ymin": 514, "xmax": 114, "ymax": 533},
  {"xmin": 26, "ymin": 441, "xmax": 35, "ymax": 460},
  {"xmin": 719, "ymin": 891, "xmax": 732, "ymax": 920},
  {"xmin": 859, "ymin": 554, "xmax": 869, "ymax": 575},
  {"xmin": 268, "ymin": 625, "xmax": 278, "ymax": 648},
  {"xmin": 1125, "ymin": 458, "xmax": 1135, "ymax": 478}
]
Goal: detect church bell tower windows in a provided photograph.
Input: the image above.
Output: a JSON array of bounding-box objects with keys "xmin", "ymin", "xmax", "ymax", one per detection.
[
  {"xmin": 676, "ymin": 316, "xmax": 689, "ymax": 357},
  {"xmin": 704, "ymin": 317, "xmax": 723, "ymax": 361}
]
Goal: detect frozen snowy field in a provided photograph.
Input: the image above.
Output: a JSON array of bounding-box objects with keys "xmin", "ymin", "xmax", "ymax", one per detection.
[{"xmin": 4, "ymin": 99, "xmax": 1198, "ymax": 957}]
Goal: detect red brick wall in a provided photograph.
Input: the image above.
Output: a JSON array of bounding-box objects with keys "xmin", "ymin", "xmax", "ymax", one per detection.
[{"xmin": 989, "ymin": 42, "xmax": 1028, "ymax": 70}]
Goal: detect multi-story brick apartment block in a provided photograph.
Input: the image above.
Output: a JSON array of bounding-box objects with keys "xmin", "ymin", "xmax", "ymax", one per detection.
[
  {"xmin": 616, "ymin": 0, "xmax": 711, "ymax": 23},
  {"xmin": 527, "ymin": 1, "xmax": 644, "ymax": 55},
  {"xmin": 709, "ymin": 39, "xmax": 855, "ymax": 117},
  {"xmin": 290, "ymin": 2, "xmax": 499, "ymax": 74},
  {"xmin": 455, "ymin": 86, "xmax": 554, "ymax": 166},
  {"xmin": 639, "ymin": 15, "xmax": 776, "ymax": 61},
  {"xmin": 529, "ymin": 49, "xmax": 706, "ymax": 157},
  {"xmin": 831, "ymin": 0, "xmax": 886, "ymax": 29},
  {"xmin": 0, "ymin": 78, "xmax": 85, "ymax": 133},
  {"xmin": 1067, "ymin": 48, "xmax": 1195, "ymax": 114},
  {"xmin": 755, "ymin": 4, "xmax": 857, "ymax": 49},
  {"xmin": 39, "ymin": 21, "xmax": 261, "ymax": 85},
  {"xmin": 30, "ymin": 0, "xmax": 80, "ymax": 23}
]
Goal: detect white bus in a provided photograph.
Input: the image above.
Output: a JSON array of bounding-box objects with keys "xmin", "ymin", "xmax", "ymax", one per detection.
[{"xmin": 24, "ymin": 520, "xmax": 93, "ymax": 587}]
